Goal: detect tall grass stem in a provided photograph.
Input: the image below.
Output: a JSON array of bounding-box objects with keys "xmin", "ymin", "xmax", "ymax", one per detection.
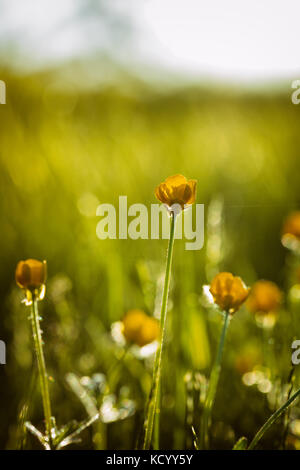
[
  {"xmin": 248, "ymin": 385, "xmax": 300, "ymax": 450},
  {"xmin": 143, "ymin": 212, "xmax": 176, "ymax": 450}
]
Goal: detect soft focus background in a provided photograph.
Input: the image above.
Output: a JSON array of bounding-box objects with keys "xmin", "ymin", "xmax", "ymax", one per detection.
[{"xmin": 1, "ymin": 0, "xmax": 300, "ymax": 450}]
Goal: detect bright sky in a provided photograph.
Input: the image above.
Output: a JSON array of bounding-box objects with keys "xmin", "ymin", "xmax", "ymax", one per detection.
[{"xmin": 1, "ymin": 0, "xmax": 299, "ymax": 81}]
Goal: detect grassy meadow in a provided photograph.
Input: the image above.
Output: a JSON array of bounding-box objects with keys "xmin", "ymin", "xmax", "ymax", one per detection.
[{"xmin": 1, "ymin": 67, "xmax": 300, "ymax": 449}]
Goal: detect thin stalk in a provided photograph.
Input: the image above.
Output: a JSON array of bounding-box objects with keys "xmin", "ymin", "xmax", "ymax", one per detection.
[
  {"xmin": 248, "ymin": 385, "xmax": 300, "ymax": 450},
  {"xmin": 143, "ymin": 212, "xmax": 176, "ymax": 450},
  {"xmin": 153, "ymin": 380, "xmax": 160, "ymax": 450},
  {"xmin": 30, "ymin": 295, "xmax": 52, "ymax": 446},
  {"xmin": 200, "ymin": 311, "xmax": 230, "ymax": 449}
]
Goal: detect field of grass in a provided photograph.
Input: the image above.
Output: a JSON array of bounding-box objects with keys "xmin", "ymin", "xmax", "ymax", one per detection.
[{"xmin": 0, "ymin": 67, "xmax": 300, "ymax": 449}]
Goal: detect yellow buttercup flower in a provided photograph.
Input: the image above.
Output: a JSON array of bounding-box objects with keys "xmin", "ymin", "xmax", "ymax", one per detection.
[
  {"xmin": 209, "ymin": 272, "xmax": 249, "ymax": 314},
  {"xmin": 201, "ymin": 272, "xmax": 249, "ymax": 447},
  {"xmin": 122, "ymin": 309, "xmax": 146, "ymax": 343},
  {"xmin": 136, "ymin": 318, "xmax": 160, "ymax": 348},
  {"xmin": 247, "ymin": 280, "xmax": 282, "ymax": 315},
  {"xmin": 15, "ymin": 259, "xmax": 47, "ymax": 304},
  {"xmin": 282, "ymin": 211, "xmax": 300, "ymax": 239},
  {"xmin": 281, "ymin": 211, "xmax": 300, "ymax": 250},
  {"xmin": 155, "ymin": 174, "xmax": 197, "ymax": 211},
  {"xmin": 122, "ymin": 309, "xmax": 160, "ymax": 347}
]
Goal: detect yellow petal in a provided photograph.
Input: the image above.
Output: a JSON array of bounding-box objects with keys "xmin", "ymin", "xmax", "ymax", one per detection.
[
  {"xmin": 164, "ymin": 174, "xmax": 188, "ymax": 187},
  {"xmin": 210, "ymin": 272, "xmax": 249, "ymax": 314},
  {"xmin": 186, "ymin": 179, "xmax": 197, "ymax": 204}
]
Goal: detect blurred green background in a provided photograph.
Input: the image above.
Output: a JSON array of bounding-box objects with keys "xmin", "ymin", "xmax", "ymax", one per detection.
[{"xmin": 1, "ymin": 0, "xmax": 300, "ymax": 450}]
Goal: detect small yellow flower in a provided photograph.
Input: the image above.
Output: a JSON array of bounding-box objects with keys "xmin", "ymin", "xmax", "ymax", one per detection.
[
  {"xmin": 15, "ymin": 259, "xmax": 47, "ymax": 303},
  {"xmin": 282, "ymin": 211, "xmax": 300, "ymax": 250},
  {"xmin": 209, "ymin": 272, "xmax": 249, "ymax": 314},
  {"xmin": 247, "ymin": 280, "xmax": 282, "ymax": 315},
  {"xmin": 155, "ymin": 174, "xmax": 197, "ymax": 211},
  {"xmin": 122, "ymin": 309, "xmax": 160, "ymax": 347},
  {"xmin": 122, "ymin": 310, "xmax": 146, "ymax": 343},
  {"xmin": 16, "ymin": 259, "xmax": 47, "ymax": 289},
  {"xmin": 282, "ymin": 212, "xmax": 300, "ymax": 239},
  {"xmin": 137, "ymin": 318, "xmax": 160, "ymax": 348}
]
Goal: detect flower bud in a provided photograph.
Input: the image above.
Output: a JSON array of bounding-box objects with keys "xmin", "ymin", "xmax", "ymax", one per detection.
[
  {"xmin": 209, "ymin": 272, "xmax": 249, "ymax": 314},
  {"xmin": 15, "ymin": 259, "xmax": 47, "ymax": 304},
  {"xmin": 155, "ymin": 174, "xmax": 197, "ymax": 212},
  {"xmin": 282, "ymin": 211, "xmax": 300, "ymax": 250},
  {"xmin": 247, "ymin": 280, "xmax": 282, "ymax": 315},
  {"xmin": 122, "ymin": 309, "xmax": 160, "ymax": 347}
]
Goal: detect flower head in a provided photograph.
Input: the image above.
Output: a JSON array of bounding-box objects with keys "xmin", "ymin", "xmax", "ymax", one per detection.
[
  {"xmin": 209, "ymin": 272, "xmax": 249, "ymax": 314},
  {"xmin": 155, "ymin": 174, "xmax": 197, "ymax": 212},
  {"xmin": 281, "ymin": 211, "xmax": 300, "ymax": 250},
  {"xmin": 247, "ymin": 280, "xmax": 282, "ymax": 315},
  {"xmin": 122, "ymin": 309, "xmax": 160, "ymax": 347},
  {"xmin": 15, "ymin": 259, "xmax": 47, "ymax": 304}
]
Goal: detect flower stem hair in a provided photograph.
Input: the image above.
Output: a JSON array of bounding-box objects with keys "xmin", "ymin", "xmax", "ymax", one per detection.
[{"xmin": 30, "ymin": 293, "xmax": 53, "ymax": 446}]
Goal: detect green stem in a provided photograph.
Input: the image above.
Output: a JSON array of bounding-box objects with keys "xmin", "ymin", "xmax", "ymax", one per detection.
[
  {"xmin": 143, "ymin": 212, "xmax": 176, "ymax": 450},
  {"xmin": 153, "ymin": 380, "xmax": 160, "ymax": 450},
  {"xmin": 30, "ymin": 295, "xmax": 52, "ymax": 446},
  {"xmin": 248, "ymin": 385, "xmax": 300, "ymax": 450},
  {"xmin": 200, "ymin": 311, "xmax": 230, "ymax": 449}
]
